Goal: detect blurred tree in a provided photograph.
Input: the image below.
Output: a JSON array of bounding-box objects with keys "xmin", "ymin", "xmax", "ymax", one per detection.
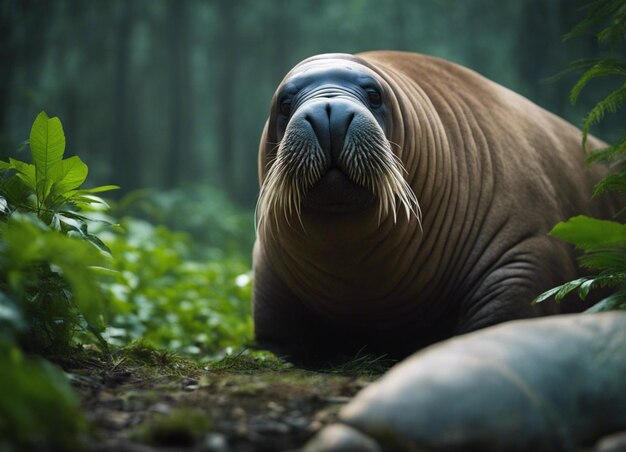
[
  {"xmin": 0, "ymin": 0, "xmax": 620, "ymax": 205},
  {"xmin": 166, "ymin": 0, "xmax": 192, "ymax": 189},
  {"xmin": 0, "ymin": 1, "xmax": 15, "ymax": 152},
  {"xmin": 113, "ymin": 0, "xmax": 137, "ymax": 190},
  {"xmin": 213, "ymin": 0, "xmax": 240, "ymax": 196}
]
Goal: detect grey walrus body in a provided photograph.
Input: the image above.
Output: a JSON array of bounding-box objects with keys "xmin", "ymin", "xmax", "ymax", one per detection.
[
  {"xmin": 305, "ymin": 312, "xmax": 626, "ymax": 451},
  {"xmin": 253, "ymin": 51, "xmax": 618, "ymax": 363}
]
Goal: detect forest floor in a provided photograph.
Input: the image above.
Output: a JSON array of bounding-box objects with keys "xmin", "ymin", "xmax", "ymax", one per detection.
[{"xmin": 57, "ymin": 346, "xmax": 386, "ymax": 451}]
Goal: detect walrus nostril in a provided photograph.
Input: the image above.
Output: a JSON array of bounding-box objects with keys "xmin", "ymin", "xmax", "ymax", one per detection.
[{"xmin": 298, "ymin": 100, "xmax": 358, "ymax": 167}]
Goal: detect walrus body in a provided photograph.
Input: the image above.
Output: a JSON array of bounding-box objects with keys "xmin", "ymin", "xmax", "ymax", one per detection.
[{"xmin": 253, "ymin": 51, "xmax": 617, "ymax": 362}]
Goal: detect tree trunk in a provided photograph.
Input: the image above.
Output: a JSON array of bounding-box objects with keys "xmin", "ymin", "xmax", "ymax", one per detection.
[
  {"xmin": 165, "ymin": 0, "xmax": 192, "ymax": 190},
  {"xmin": 214, "ymin": 0, "xmax": 238, "ymax": 196},
  {"xmin": 113, "ymin": 0, "xmax": 135, "ymax": 190}
]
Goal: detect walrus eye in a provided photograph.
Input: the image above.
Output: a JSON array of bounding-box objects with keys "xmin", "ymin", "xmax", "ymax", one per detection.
[
  {"xmin": 367, "ymin": 89, "xmax": 382, "ymax": 108},
  {"xmin": 280, "ymin": 100, "xmax": 292, "ymax": 116}
]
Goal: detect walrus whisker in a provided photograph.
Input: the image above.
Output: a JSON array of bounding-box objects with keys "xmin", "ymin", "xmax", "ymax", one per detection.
[
  {"xmin": 257, "ymin": 137, "xmax": 324, "ymax": 236},
  {"xmin": 340, "ymin": 124, "xmax": 421, "ymax": 227}
]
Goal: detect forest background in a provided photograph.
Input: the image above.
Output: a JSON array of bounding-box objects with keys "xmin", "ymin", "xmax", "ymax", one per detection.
[{"xmin": 2, "ymin": 0, "xmax": 622, "ymax": 206}]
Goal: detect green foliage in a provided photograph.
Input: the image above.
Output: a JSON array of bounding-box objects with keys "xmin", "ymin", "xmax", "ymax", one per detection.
[
  {"xmin": 534, "ymin": 216, "xmax": 626, "ymax": 309},
  {"xmin": 549, "ymin": 215, "xmax": 626, "ymax": 251},
  {"xmin": 0, "ymin": 112, "xmax": 117, "ymax": 353},
  {"xmin": 564, "ymin": 0, "xmax": 626, "ymax": 45},
  {"xmin": 1, "ymin": 111, "xmax": 118, "ymax": 228},
  {"xmin": 560, "ymin": 0, "xmax": 626, "ymax": 147},
  {"xmin": 536, "ymin": 0, "xmax": 626, "ymax": 312},
  {"xmin": 0, "ymin": 214, "xmax": 109, "ymax": 352},
  {"xmin": 100, "ymin": 217, "xmax": 253, "ymax": 355},
  {"xmin": 114, "ymin": 186, "xmax": 255, "ymax": 260},
  {"xmin": 0, "ymin": 340, "xmax": 85, "ymax": 451},
  {"xmin": 581, "ymin": 83, "xmax": 626, "ymax": 145}
]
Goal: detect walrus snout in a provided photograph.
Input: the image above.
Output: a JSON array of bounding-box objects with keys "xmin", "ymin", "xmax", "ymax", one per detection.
[{"xmin": 297, "ymin": 98, "xmax": 357, "ymax": 170}]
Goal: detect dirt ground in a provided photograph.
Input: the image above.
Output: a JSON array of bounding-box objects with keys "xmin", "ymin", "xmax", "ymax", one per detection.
[{"xmin": 65, "ymin": 351, "xmax": 380, "ymax": 451}]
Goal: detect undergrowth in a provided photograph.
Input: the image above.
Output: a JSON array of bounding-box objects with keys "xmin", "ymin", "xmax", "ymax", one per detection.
[{"xmin": 535, "ymin": 0, "xmax": 626, "ymax": 311}]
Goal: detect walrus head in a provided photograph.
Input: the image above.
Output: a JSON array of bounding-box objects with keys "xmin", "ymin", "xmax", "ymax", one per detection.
[{"xmin": 257, "ymin": 55, "xmax": 420, "ymax": 234}]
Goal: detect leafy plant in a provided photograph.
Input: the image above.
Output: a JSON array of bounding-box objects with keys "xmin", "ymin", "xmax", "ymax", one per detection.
[
  {"xmin": 0, "ymin": 111, "xmax": 118, "ymax": 247},
  {"xmin": 0, "ymin": 111, "xmax": 117, "ymax": 353},
  {"xmin": 0, "ymin": 340, "xmax": 85, "ymax": 451},
  {"xmin": 534, "ymin": 0, "xmax": 626, "ymax": 311},
  {"xmin": 100, "ymin": 217, "xmax": 253, "ymax": 356}
]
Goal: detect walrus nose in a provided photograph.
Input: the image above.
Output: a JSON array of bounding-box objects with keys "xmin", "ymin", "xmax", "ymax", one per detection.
[{"xmin": 301, "ymin": 99, "xmax": 356, "ymax": 167}]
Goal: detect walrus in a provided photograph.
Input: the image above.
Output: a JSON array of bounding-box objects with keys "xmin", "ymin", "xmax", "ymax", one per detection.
[{"xmin": 252, "ymin": 51, "xmax": 618, "ymax": 363}]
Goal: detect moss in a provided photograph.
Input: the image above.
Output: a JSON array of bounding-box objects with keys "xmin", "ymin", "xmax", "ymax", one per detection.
[
  {"xmin": 207, "ymin": 349, "xmax": 291, "ymax": 373},
  {"xmin": 135, "ymin": 409, "xmax": 213, "ymax": 447}
]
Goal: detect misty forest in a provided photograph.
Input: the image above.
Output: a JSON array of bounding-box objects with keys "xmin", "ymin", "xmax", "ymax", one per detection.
[{"xmin": 1, "ymin": 0, "xmax": 625, "ymax": 450}]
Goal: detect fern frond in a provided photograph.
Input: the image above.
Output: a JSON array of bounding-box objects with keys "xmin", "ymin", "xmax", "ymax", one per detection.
[
  {"xmin": 582, "ymin": 82, "xmax": 626, "ymax": 145},
  {"xmin": 586, "ymin": 137, "xmax": 626, "ymax": 165},
  {"xmin": 579, "ymin": 249, "xmax": 626, "ymax": 272},
  {"xmin": 543, "ymin": 58, "xmax": 601, "ymax": 84},
  {"xmin": 564, "ymin": 0, "xmax": 625, "ymax": 41},
  {"xmin": 570, "ymin": 59, "xmax": 626, "ymax": 104},
  {"xmin": 597, "ymin": 12, "xmax": 626, "ymax": 45},
  {"xmin": 593, "ymin": 171, "xmax": 626, "ymax": 196},
  {"xmin": 586, "ymin": 289, "xmax": 626, "ymax": 312}
]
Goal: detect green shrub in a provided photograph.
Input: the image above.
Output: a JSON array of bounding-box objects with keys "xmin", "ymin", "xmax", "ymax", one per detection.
[
  {"xmin": 0, "ymin": 111, "xmax": 117, "ymax": 353},
  {"xmin": 101, "ymin": 217, "xmax": 253, "ymax": 356},
  {"xmin": 535, "ymin": 0, "xmax": 626, "ymax": 311}
]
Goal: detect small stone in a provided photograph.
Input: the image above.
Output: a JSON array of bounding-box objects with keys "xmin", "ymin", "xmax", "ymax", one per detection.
[
  {"xmin": 594, "ymin": 431, "xmax": 626, "ymax": 452},
  {"xmin": 149, "ymin": 402, "xmax": 171, "ymax": 415},
  {"xmin": 201, "ymin": 433, "xmax": 229, "ymax": 452}
]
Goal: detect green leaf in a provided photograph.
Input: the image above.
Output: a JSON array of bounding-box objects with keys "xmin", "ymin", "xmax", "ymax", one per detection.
[
  {"xmin": 578, "ymin": 279, "xmax": 596, "ymax": 299},
  {"xmin": 549, "ymin": 215, "xmax": 626, "ymax": 251},
  {"xmin": 50, "ymin": 156, "xmax": 88, "ymax": 197},
  {"xmin": 533, "ymin": 285, "xmax": 563, "ymax": 305},
  {"xmin": 29, "ymin": 111, "xmax": 66, "ymax": 203},
  {"xmin": 58, "ymin": 210, "xmax": 117, "ymax": 226},
  {"xmin": 57, "ymin": 213, "xmax": 112, "ymax": 256},
  {"xmin": 579, "ymin": 249, "xmax": 626, "ymax": 273},
  {"xmin": 586, "ymin": 289, "xmax": 626, "ymax": 312},
  {"xmin": 68, "ymin": 185, "xmax": 120, "ymax": 195},
  {"xmin": 570, "ymin": 59, "xmax": 626, "ymax": 104},
  {"xmin": 68, "ymin": 194, "xmax": 111, "ymax": 209},
  {"xmin": 0, "ymin": 341, "xmax": 85, "ymax": 449},
  {"xmin": 0, "ymin": 160, "xmax": 9, "ymax": 172},
  {"xmin": 592, "ymin": 170, "xmax": 626, "ymax": 196},
  {"xmin": 0, "ymin": 176, "xmax": 33, "ymax": 211},
  {"xmin": 14, "ymin": 139, "xmax": 30, "ymax": 154},
  {"xmin": 554, "ymin": 277, "xmax": 589, "ymax": 301},
  {"xmin": 0, "ymin": 292, "xmax": 24, "ymax": 336},
  {"xmin": 582, "ymin": 82, "xmax": 626, "ymax": 146},
  {"xmin": 586, "ymin": 137, "xmax": 626, "ymax": 165},
  {"xmin": 8, "ymin": 158, "xmax": 36, "ymax": 191},
  {"xmin": 563, "ymin": 0, "xmax": 625, "ymax": 41}
]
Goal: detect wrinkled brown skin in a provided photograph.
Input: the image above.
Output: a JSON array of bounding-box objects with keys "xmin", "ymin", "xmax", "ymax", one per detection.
[{"xmin": 253, "ymin": 51, "xmax": 618, "ymax": 364}]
